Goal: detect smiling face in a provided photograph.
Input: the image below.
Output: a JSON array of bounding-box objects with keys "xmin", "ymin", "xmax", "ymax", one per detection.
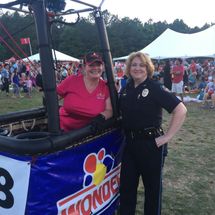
[
  {"xmin": 85, "ymin": 62, "xmax": 103, "ymax": 80},
  {"xmin": 130, "ymin": 56, "xmax": 148, "ymax": 84},
  {"xmin": 125, "ymin": 52, "xmax": 155, "ymax": 85}
]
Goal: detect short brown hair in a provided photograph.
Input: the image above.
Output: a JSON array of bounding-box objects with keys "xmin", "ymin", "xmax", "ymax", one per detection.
[{"xmin": 125, "ymin": 52, "xmax": 155, "ymax": 78}]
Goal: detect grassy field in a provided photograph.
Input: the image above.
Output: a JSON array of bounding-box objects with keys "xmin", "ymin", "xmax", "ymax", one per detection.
[
  {"xmin": 137, "ymin": 102, "xmax": 215, "ymax": 215},
  {"xmin": 0, "ymin": 90, "xmax": 214, "ymax": 214},
  {"xmin": 0, "ymin": 89, "xmax": 43, "ymax": 114}
]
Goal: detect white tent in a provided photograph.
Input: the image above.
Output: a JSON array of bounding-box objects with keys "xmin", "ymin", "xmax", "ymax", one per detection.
[
  {"xmin": 113, "ymin": 25, "xmax": 215, "ymax": 60},
  {"xmin": 23, "ymin": 49, "xmax": 80, "ymax": 62}
]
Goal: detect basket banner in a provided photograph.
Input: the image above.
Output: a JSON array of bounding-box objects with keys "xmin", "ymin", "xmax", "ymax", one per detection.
[
  {"xmin": 0, "ymin": 129, "xmax": 124, "ymax": 215},
  {"xmin": 0, "ymin": 155, "xmax": 31, "ymax": 215}
]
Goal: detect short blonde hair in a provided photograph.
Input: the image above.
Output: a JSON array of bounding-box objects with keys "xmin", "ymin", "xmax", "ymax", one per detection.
[{"xmin": 125, "ymin": 52, "xmax": 155, "ymax": 78}]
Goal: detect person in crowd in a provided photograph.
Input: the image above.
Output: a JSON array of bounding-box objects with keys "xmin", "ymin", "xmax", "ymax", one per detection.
[
  {"xmin": 183, "ymin": 64, "xmax": 189, "ymax": 91},
  {"xmin": 60, "ymin": 66, "xmax": 68, "ymax": 81},
  {"xmin": 189, "ymin": 59, "xmax": 197, "ymax": 74},
  {"xmin": 1, "ymin": 63, "xmax": 10, "ymax": 96},
  {"xmin": 188, "ymin": 70, "xmax": 197, "ymax": 90},
  {"xmin": 57, "ymin": 52, "xmax": 113, "ymax": 132},
  {"xmin": 119, "ymin": 52, "xmax": 187, "ymax": 215},
  {"xmin": 170, "ymin": 58, "xmax": 185, "ymax": 102},
  {"xmin": 211, "ymin": 93, "xmax": 215, "ymax": 109},
  {"xmin": 25, "ymin": 75, "xmax": 33, "ymax": 98},
  {"xmin": 11, "ymin": 68, "xmax": 22, "ymax": 98},
  {"xmin": 76, "ymin": 63, "xmax": 84, "ymax": 76},
  {"xmin": 19, "ymin": 72, "xmax": 26, "ymax": 92},
  {"xmin": 198, "ymin": 76, "xmax": 207, "ymax": 91},
  {"xmin": 163, "ymin": 59, "xmax": 172, "ymax": 90},
  {"xmin": 0, "ymin": 69, "xmax": 2, "ymax": 91},
  {"xmin": 201, "ymin": 76, "xmax": 215, "ymax": 108},
  {"xmin": 10, "ymin": 60, "xmax": 18, "ymax": 74},
  {"xmin": 117, "ymin": 73, "xmax": 128, "ymax": 92},
  {"xmin": 35, "ymin": 69, "xmax": 44, "ymax": 91},
  {"xmin": 191, "ymin": 76, "xmax": 207, "ymax": 98},
  {"xmin": 18, "ymin": 61, "xmax": 26, "ymax": 76}
]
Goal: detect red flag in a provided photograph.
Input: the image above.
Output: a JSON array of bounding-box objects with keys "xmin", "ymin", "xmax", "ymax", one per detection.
[{"xmin": 20, "ymin": 37, "xmax": 30, "ymax": 45}]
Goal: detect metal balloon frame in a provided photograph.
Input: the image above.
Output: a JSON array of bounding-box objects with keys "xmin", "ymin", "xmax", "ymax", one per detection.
[
  {"xmin": 0, "ymin": 1, "xmax": 123, "ymax": 214},
  {"xmin": 0, "ymin": 0, "xmax": 119, "ymax": 155}
]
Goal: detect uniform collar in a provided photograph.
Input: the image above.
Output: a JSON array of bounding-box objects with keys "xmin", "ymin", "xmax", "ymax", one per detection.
[{"xmin": 130, "ymin": 77, "xmax": 149, "ymax": 89}]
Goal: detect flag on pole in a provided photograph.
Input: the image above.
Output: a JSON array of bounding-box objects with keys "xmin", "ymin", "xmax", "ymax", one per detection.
[{"xmin": 20, "ymin": 38, "xmax": 30, "ymax": 45}]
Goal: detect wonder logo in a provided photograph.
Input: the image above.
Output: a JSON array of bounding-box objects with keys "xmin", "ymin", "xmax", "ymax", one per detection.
[{"xmin": 57, "ymin": 148, "xmax": 120, "ymax": 215}]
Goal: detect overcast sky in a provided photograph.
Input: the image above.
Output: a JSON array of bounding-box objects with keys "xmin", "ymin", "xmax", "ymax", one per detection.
[
  {"xmin": 100, "ymin": 0, "xmax": 215, "ymax": 27},
  {"xmin": 1, "ymin": 0, "xmax": 215, "ymax": 28}
]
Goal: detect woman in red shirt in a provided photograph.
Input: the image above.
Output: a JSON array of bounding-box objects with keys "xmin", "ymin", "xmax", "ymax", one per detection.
[{"xmin": 57, "ymin": 52, "xmax": 113, "ymax": 132}]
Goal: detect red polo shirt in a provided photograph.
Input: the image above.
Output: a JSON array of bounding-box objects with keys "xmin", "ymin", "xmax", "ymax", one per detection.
[{"xmin": 57, "ymin": 75, "xmax": 110, "ymax": 132}]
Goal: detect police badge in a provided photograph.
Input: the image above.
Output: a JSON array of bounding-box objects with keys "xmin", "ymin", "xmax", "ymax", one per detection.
[{"xmin": 142, "ymin": 88, "xmax": 149, "ymax": 97}]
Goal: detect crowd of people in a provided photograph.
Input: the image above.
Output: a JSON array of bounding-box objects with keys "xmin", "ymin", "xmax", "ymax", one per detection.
[
  {"xmin": 2, "ymin": 56, "xmax": 214, "ymax": 105},
  {"xmin": 115, "ymin": 57, "xmax": 215, "ymax": 108},
  {"xmin": 0, "ymin": 59, "xmax": 82, "ymax": 98}
]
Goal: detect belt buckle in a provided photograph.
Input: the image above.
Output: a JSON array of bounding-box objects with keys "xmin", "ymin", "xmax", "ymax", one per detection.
[{"xmin": 144, "ymin": 127, "xmax": 157, "ymax": 138}]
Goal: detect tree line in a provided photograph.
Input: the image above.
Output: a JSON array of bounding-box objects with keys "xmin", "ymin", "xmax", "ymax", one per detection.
[{"xmin": 0, "ymin": 10, "xmax": 213, "ymax": 61}]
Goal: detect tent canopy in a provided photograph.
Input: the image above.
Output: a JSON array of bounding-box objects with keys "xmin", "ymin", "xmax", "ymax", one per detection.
[
  {"xmin": 23, "ymin": 49, "xmax": 80, "ymax": 62},
  {"xmin": 113, "ymin": 25, "xmax": 215, "ymax": 60}
]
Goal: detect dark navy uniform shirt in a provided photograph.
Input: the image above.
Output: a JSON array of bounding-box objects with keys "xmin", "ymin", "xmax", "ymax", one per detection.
[{"xmin": 119, "ymin": 78, "xmax": 181, "ymax": 130}]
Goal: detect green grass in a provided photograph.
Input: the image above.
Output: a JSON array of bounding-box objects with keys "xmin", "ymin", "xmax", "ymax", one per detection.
[
  {"xmin": 136, "ymin": 103, "xmax": 215, "ymax": 215},
  {"xmin": 0, "ymin": 89, "xmax": 43, "ymax": 114},
  {"xmin": 1, "ymin": 91, "xmax": 215, "ymax": 214}
]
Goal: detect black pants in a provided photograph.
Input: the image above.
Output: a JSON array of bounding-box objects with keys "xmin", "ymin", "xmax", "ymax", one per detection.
[
  {"xmin": 120, "ymin": 134, "xmax": 164, "ymax": 215},
  {"xmin": 2, "ymin": 78, "xmax": 9, "ymax": 93}
]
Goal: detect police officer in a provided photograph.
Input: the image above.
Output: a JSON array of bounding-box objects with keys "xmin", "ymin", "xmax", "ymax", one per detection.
[{"xmin": 119, "ymin": 52, "xmax": 187, "ymax": 215}]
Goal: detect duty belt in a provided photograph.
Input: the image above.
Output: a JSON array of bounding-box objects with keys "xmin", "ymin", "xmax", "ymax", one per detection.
[{"xmin": 126, "ymin": 127, "xmax": 164, "ymax": 139}]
